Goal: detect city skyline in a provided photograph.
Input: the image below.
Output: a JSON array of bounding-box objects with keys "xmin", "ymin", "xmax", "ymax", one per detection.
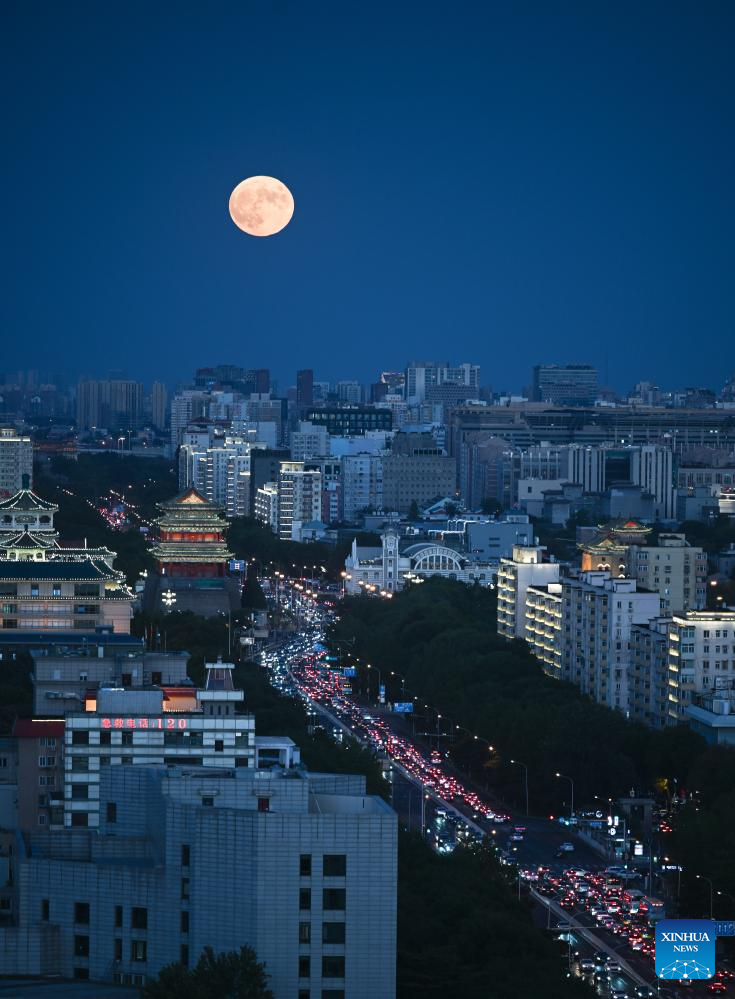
[{"xmin": 3, "ymin": 2, "xmax": 734, "ymax": 390}]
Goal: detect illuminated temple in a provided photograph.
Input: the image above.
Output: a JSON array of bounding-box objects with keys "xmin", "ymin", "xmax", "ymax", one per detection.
[
  {"xmin": 578, "ymin": 519, "xmax": 652, "ymax": 576},
  {"xmin": 145, "ymin": 488, "xmax": 239, "ymax": 616}
]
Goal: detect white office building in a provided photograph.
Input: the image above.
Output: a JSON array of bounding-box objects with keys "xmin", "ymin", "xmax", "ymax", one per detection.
[
  {"xmin": 667, "ymin": 610, "xmax": 735, "ymax": 723},
  {"xmin": 497, "ymin": 545, "xmax": 561, "ymax": 640}
]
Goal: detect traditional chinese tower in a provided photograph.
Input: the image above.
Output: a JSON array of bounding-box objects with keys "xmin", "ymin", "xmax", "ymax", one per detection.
[
  {"xmin": 149, "ymin": 488, "xmax": 232, "ymax": 578},
  {"xmin": 578, "ymin": 519, "xmax": 652, "ymax": 576}
]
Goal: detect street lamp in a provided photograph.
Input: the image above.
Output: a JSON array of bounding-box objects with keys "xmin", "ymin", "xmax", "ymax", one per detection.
[
  {"xmin": 555, "ymin": 772, "xmax": 575, "ymax": 818},
  {"xmin": 696, "ymin": 874, "xmax": 714, "ymax": 919},
  {"xmin": 510, "ymin": 759, "xmax": 529, "ymax": 816}
]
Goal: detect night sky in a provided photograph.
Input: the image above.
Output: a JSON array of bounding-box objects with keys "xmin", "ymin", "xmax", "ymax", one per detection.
[{"xmin": 2, "ymin": 1, "xmax": 733, "ymax": 392}]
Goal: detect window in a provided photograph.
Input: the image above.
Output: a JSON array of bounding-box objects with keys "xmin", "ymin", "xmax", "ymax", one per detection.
[
  {"xmin": 52, "ymin": 585, "xmax": 61, "ymax": 597},
  {"xmin": 41, "ymin": 899, "xmax": 49, "ymax": 921},
  {"xmin": 323, "ymin": 889, "xmax": 346, "ymax": 911},
  {"xmin": 323, "ymin": 922, "xmax": 345, "ymax": 944},
  {"xmin": 71, "ymin": 784, "xmax": 89, "ymax": 800},
  {"xmin": 115, "ymin": 905, "xmax": 123, "ymax": 928},
  {"xmin": 114, "ymin": 938, "xmax": 123, "ymax": 962},
  {"xmin": 131, "ymin": 940, "xmax": 147, "ymax": 962},
  {"xmin": 299, "ymin": 889, "xmax": 311, "ymax": 911},
  {"xmin": 322, "ymin": 956, "xmax": 345, "ymax": 978},
  {"xmin": 31, "ymin": 584, "xmax": 40, "ymax": 597},
  {"xmin": 107, "ymin": 802, "xmax": 117, "ymax": 823},
  {"xmin": 74, "ymin": 934, "xmax": 90, "ymax": 957},
  {"xmin": 121, "ymin": 731, "xmax": 133, "ymax": 747},
  {"xmin": 299, "ymin": 992, "xmax": 310, "ymax": 999},
  {"xmin": 299, "ymin": 921, "xmax": 311, "ymax": 944},
  {"xmin": 74, "ymin": 902, "xmax": 90, "ymax": 924},
  {"xmin": 181, "ymin": 945, "xmax": 189, "ymax": 967},
  {"xmin": 181, "ymin": 878, "xmax": 190, "ymax": 900},
  {"xmin": 181, "ymin": 844, "xmax": 190, "ymax": 867},
  {"xmin": 73, "ymin": 968, "xmax": 89, "ymax": 980},
  {"xmin": 71, "ymin": 731, "xmax": 89, "ymax": 746},
  {"xmin": 100, "ymin": 731, "xmax": 111, "ymax": 746},
  {"xmin": 300, "ymin": 855, "xmax": 312, "ymax": 877},
  {"xmin": 299, "ymin": 956, "xmax": 311, "ymax": 979},
  {"xmin": 71, "ymin": 756, "xmax": 88, "ymax": 772},
  {"xmin": 257, "ymin": 796, "xmax": 270, "ymax": 812},
  {"xmin": 214, "ymin": 739, "xmax": 224, "ymax": 752},
  {"xmin": 38, "ymin": 756, "xmax": 56, "ymax": 768},
  {"xmin": 202, "ymin": 796, "xmax": 214, "ymax": 807},
  {"xmin": 180, "ymin": 910, "xmax": 189, "ymax": 933},
  {"xmin": 131, "ymin": 906, "xmax": 147, "ymax": 930},
  {"xmin": 323, "ymin": 855, "xmax": 346, "ymax": 877}
]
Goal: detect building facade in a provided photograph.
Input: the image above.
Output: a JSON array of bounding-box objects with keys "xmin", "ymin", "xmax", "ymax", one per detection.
[
  {"xmin": 0, "ymin": 428, "xmax": 33, "ymax": 497},
  {"xmin": 497, "ymin": 545, "xmax": 561, "ymax": 640}
]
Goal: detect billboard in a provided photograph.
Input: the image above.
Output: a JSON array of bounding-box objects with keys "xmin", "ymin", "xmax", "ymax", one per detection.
[{"xmin": 393, "ymin": 702, "xmax": 414, "ymax": 713}]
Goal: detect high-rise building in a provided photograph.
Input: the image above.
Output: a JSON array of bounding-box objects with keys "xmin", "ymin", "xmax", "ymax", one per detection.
[
  {"xmin": 341, "ymin": 454, "xmax": 384, "ymax": 523},
  {"xmin": 631, "ymin": 533, "xmax": 707, "ymax": 613},
  {"xmin": 276, "ymin": 463, "xmax": 322, "ymax": 540},
  {"xmin": 151, "ymin": 381, "xmax": 168, "ymax": 430},
  {"xmin": 178, "ymin": 436, "xmax": 258, "ymax": 517},
  {"xmin": 335, "ymin": 380, "xmax": 362, "ymax": 404},
  {"xmin": 531, "ymin": 364, "xmax": 598, "ymax": 406},
  {"xmin": 0, "ymin": 428, "xmax": 33, "ymax": 497},
  {"xmin": 290, "ymin": 421, "xmax": 329, "ymax": 461},
  {"xmin": 497, "ymin": 545, "xmax": 561, "ymax": 640},
  {"xmin": 405, "ymin": 361, "xmax": 480, "ymax": 404},
  {"xmin": 296, "ymin": 368, "xmax": 314, "ymax": 409},
  {"xmin": 169, "ymin": 390, "xmax": 210, "ymax": 452},
  {"xmin": 76, "ymin": 379, "xmax": 143, "ymax": 430},
  {"xmin": 561, "ymin": 572, "xmax": 660, "ymax": 714},
  {"xmin": 666, "ymin": 610, "xmax": 735, "ymax": 724},
  {"xmin": 381, "ymin": 432, "xmax": 455, "ymax": 514}
]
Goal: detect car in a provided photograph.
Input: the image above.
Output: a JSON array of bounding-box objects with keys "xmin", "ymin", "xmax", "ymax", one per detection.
[
  {"xmin": 634, "ymin": 988, "xmax": 655, "ymax": 999},
  {"xmin": 707, "ymin": 984, "xmax": 728, "ymax": 995},
  {"xmin": 580, "ymin": 959, "xmax": 596, "ymax": 973},
  {"xmin": 610, "ymin": 991, "xmax": 630, "ymax": 999},
  {"xmin": 605, "ymin": 960, "xmax": 622, "ymax": 974},
  {"xmin": 559, "ymin": 841, "xmax": 575, "ymax": 852}
]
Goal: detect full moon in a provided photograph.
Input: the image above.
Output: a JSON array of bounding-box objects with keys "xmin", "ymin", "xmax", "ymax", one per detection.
[{"xmin": 228, "ymin": 176, "xmax": 294, "ymax": 237}]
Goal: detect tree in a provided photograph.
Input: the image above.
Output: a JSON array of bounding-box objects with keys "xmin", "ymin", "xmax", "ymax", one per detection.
[
  {"xmin": 141, "ymin": 946, "xmax": 273, "ymax": 999},
  {"xmin": 241, "ymin": 562, "xmax": 267, "ymax": 610},
  {"xmin": 408, "ymin": 500, "xmax": 420, "ymax": 520}
]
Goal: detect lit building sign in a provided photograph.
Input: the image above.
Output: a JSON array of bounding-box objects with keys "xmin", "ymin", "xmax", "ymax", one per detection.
[{"xmin": 100, "ymin": 717, "xmax": 188, "ymax": 730}]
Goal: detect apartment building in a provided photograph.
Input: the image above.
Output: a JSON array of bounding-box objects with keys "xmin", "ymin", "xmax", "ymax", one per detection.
[
  {"xmin": 524, "ymin": 582, "xmax": 563, "ymax": 679},
  {"xmin": 667, "ymin": 610, "xmax": 735, "ymax": 724},
  {"xmin": 0, "ymin": 428, "xmax": 33, "ymax": 497},
  {"xmin": 497, "ymin": 545, "xmax": 561, "ymax": 640},
  {"xmin": 632, "ymin": 534, "xmax": 707, "ymax": 613},
  {"xmin": 561, "ymin": 573, "xmax": 660, "ymax": 715}
]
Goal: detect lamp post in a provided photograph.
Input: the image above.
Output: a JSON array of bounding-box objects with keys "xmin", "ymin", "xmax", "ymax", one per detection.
[
  {"xmin": 555, "ymin": 772, "xmax": 575, "ymax": 818},
  {"xmin": 696, "ymin": 874, "xmax": 714, "ymax": 919},
  {"xmin": 161, "ymin": 589, "xmax": 176, "ymax": 652},
  {"xmin": 510, "ymin": 759, "xmax": 529, "ymax": 816}
]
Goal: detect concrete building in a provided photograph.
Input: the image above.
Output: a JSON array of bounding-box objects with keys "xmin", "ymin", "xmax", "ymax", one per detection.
[
  {"xmin": 524, "ymin": 582, "xmax": 563, "ymax": 680},
  {"xmin": 344, "ymin": 526, "xmax": 495, "ymax": 594},
  {"xmin": 277, "ymin": 463, "xmax": 322, "ymax": 541},
  {"xmin": 290, "ymin": 421, "xmax": 329, "ymax": 461},
  {"xmin": 76, "ymin": 380, "xmax": 143, "ymax": 431},
  {"xmin": 62, "ymin": 661, "xmax": 256, "ymax": 828},
  {"xmin": 686, "ymin": 680, "xmax": 735, "ymax": 746},
  {"xmin": 497, "ymin": 545, "xmax": 561, "ymax": 640},
  {"xmin": 531, "ymin": 364, "xmax": 598, "ymax": 406},
  {"xmin": 461, "ymin": 514, "xmax": 534, "ymax": 563},
  {"xmin": 405, "ymin": 361, "xmax": 480, "ymax": 404},
  {"xmin": 33, "ymin": 650, "xmax": 189, "ymax": 716},
  {"xmin": 0, "ymin": 428, "xmax": 33, "ymax": 498},
  {"xmin": 667, "ymin": 610, "xmax": 735, "ymax": 724},
  {"xmin": 341, "ymin": 454, "xmax": 384, "ymax": 523},
  {"xmin": 13, "ymin": 719, "xmax": 65, "ymax": 831},
  {"xmin": 178, "ymin": 435, "xmax": 258, "ymax": 518},
  {"xmin": 2, "ymin": 761, "xmax": 396, "ymax": 996},
  {"xmin": 169, "ymin": 390, "xmax": 210, "ymax": 452},
  {"xmin": 381, "ymin": 432, "xmax": 455, "ymax": 514},
  {"xmin": 630, "ymin": 617, "xmax": 671, "ymax": 730},
  {"xmin": 631, "ymin": 533, "xmax": 707, "ymax": 613},
  {"xmin": 150, "ymin": 382, "xmax": 168, "ymax": 431},
  {"xmin": 254, "ymin": 482, "xmax": 279, "ymax": 534},
  {"xmin": 561, "ymin": 572, "xmax": 661, "ymax": 715}
]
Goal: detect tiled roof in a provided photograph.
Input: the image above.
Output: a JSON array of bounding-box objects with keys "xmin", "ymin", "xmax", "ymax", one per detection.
[
  {"xmin": 0, "ymin": 489, "xmax": 57, "ymax": 512},
  {"xmin": 0, "ymin": 560, "xmax": 116, "ymax": 580}
]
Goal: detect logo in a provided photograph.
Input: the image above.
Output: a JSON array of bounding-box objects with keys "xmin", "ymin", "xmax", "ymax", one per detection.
[{"xmin": 655, "ymin": 919, "xmax": 715, "ymax": 980}]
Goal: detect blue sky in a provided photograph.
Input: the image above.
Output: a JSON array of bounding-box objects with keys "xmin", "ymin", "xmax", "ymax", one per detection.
[{"xmin": 2, "ymin": 1, "xmax": 733, "ymax": 392}]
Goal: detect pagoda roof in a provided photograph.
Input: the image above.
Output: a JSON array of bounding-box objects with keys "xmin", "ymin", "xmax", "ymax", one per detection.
[
  {"xmin": 157, "ymin": 488, "xmax": 223, "ymax": 512},
  {"xmin": 1, "ymin": 530, "xmax": 57, "ymax": 549},
  {"xmin": 0, "ymin": 559, "xmax": 120, "ymax": 581},
  {"xmin": 0, "ymin": 488, "xmax": 57, "ymax": 512}
]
